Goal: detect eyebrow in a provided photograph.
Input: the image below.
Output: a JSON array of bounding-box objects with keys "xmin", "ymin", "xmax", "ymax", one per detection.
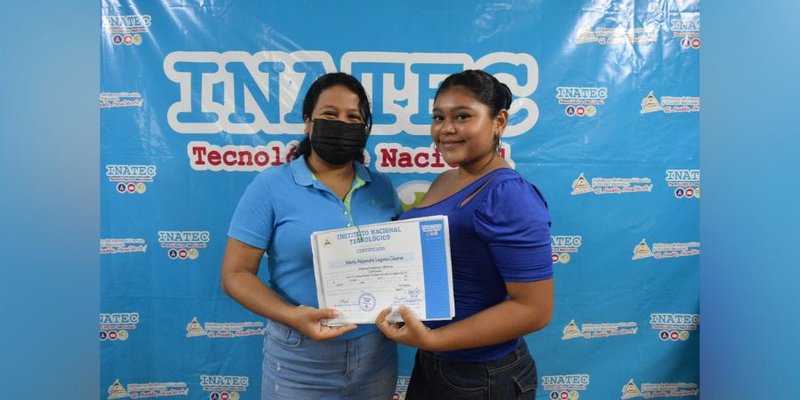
[
  {"xmin": 431, "ymin": 106, "xmax": 475, "ymax": 113},
  {"xmin": 317, "ymin": 105, "xmax": 361, "ymax": 114}
]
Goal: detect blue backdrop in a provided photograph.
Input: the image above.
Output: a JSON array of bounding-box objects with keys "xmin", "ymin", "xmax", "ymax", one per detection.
[{"xmin": 101, "ymin": 1, "xmax": 699, "ymax": 398}]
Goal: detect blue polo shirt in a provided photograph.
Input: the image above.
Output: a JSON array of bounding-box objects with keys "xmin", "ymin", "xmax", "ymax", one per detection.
[{"xmin": 228, "ymin": 155, "xmax": 402, "ymax": 340}]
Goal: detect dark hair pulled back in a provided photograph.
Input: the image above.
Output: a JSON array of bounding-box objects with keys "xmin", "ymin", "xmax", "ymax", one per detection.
[
  {"xmin": 434, "ymin": 69, "xmax": 512, "ymax": 117},
  {"xmin": 292, "ymin": 72, "xmax": 372, "ymax": 163}
]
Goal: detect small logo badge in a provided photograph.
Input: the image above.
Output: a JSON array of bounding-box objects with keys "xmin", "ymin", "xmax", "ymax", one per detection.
[
  {"xmin": 107, "ymin": 379, "xmax": 129, "ymax": 399},
  {"xmin": 621, "ymin": 379, "xmax": 643, "ymax": 399},
  {"xmin": 562, "ymin": 320, "xmax": 583, "ymax": 340},
  {"xmin": 571, "ymin": 173, "xmax": 593, "ymax": 195},
  {"xmin": 632, "ymin": 239, "xmax": 654, "ymax": 260},
  {"xmin": 640, "ymin": 91, "xmax": 663, "ymax": 114},
  {"xmin": 186, "ymin": 317, "xmax": 207, "ymax": 337}
]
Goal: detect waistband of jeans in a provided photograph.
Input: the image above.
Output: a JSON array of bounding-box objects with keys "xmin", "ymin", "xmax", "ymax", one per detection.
[
  {"xmin": 266, "ymin": 319, "xmax": 383, "ymax": 342},
  {"xmin": 421, "ymin": 338, "xmax": 529, "ymax": 368}
]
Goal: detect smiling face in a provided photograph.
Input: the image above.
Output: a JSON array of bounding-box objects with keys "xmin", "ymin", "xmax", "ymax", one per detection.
[{"xmin": 431, "ymin": 85, "xmax": 507, "ymax": 169}]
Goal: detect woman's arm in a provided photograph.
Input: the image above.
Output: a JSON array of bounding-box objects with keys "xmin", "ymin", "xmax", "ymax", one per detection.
[
  {"xmin": 221, "ymin": 237, "xmax": 357, "ymax": 341},
  {"xmin": 376, "ymin": 278, "xmax": 553, "ymax": 351}
]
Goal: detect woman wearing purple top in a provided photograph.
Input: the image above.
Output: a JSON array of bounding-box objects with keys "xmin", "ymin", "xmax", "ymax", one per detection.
[{"xmin": 376, "ymin": 70, "xmax": 554, "ymax": 399}]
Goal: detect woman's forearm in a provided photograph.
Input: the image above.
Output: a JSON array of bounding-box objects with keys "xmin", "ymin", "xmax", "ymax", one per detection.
[
  {"xmin": 221, "ymin": 271, "xmax": 298, "ymax": 325},
  {"xmin": 426, "ymin": 297, "xmax": 551, "ymax": 352}
]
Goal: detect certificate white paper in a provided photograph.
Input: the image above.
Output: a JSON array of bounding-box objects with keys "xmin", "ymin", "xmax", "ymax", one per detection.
[{"xmin": 310, "ymin": 216, "xmax": 454, "ymax": 325}]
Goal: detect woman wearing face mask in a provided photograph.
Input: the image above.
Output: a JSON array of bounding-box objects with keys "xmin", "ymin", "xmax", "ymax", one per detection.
[
  {"xmin": 222, "ymin": 72, "xmax": 401, "ymax": 400},
  {"xmin": 375, "ymin": 70, "xmax": 554, "ymax": 400}
]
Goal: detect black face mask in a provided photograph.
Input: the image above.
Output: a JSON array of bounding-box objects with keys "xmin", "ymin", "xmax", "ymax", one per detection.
[{"xmin": 310, "ymin": 119, "xmax": 368, "ymax": 165}]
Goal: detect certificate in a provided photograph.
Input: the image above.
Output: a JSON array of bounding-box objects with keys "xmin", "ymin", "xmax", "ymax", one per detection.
[{"xmin": 310, "ymin": 216, "xmax": 454, "ymax": 325}]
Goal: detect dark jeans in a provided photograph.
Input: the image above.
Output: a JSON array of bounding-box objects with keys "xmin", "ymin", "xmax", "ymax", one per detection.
[{"xmin": 406, "ymin": 340, "xmax": 538, "ymax": 400}]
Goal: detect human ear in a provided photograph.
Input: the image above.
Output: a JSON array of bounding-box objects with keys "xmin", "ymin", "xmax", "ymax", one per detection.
[{"xmin": 494, "ymin": 109, "xmax": 509, "ymax": 138}]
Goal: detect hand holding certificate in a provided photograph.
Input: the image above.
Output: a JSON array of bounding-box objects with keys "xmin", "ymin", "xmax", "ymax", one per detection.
[{"xmin": 310, "ymin": 216, "xmax": 455, "ymax": 325}]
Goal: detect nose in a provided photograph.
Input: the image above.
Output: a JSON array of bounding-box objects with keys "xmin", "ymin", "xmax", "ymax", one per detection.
[{"xmin": 438, "ymin": 118, "xmax": 456, "ymax": 135}]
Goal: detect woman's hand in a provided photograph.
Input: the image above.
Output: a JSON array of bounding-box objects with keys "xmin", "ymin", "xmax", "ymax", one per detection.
[
  {"xmin": 375, "ymin": 306, "xmax": 440, "ymax": 351},
  {"xmin": 290, "ymin": 306, "xmax": 357, "ymax": 341},
  {"xmin": 222, "ymin": 238, "xmax": 356, "ymax": 341}
]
